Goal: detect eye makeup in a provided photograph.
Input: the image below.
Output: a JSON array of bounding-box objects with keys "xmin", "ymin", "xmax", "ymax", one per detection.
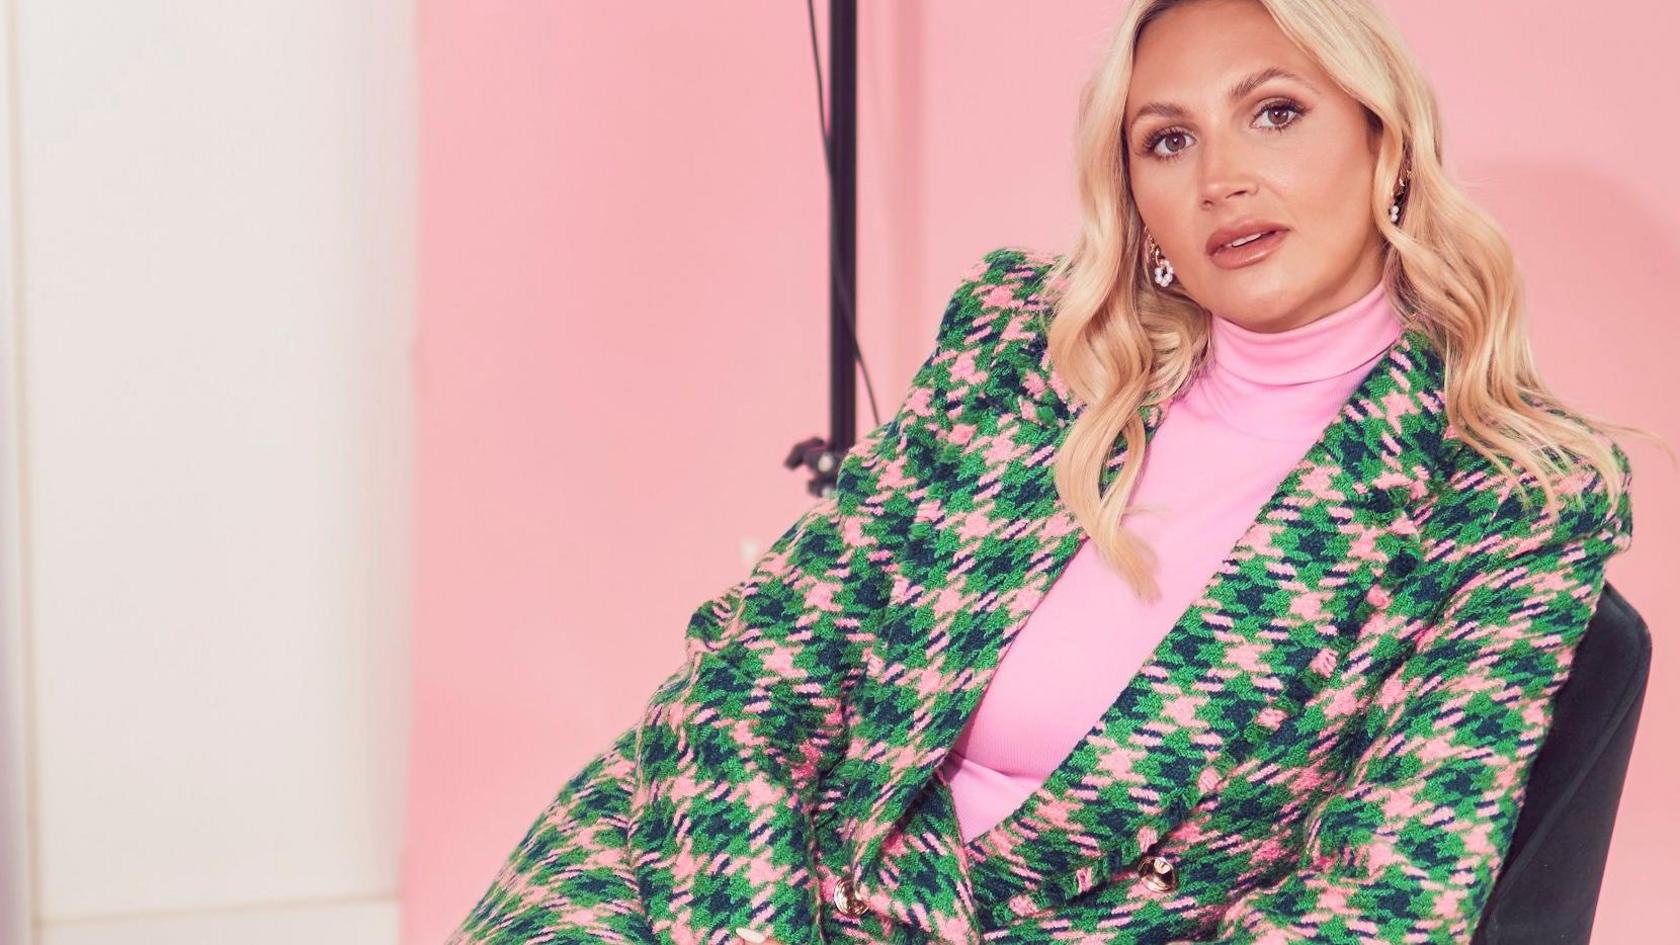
[{"xmin": 1133, "ymin": 97, "xmax": 1311, "ymax": 162}]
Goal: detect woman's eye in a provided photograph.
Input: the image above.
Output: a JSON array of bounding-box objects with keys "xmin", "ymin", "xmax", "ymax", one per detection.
[
  {"xmin": 1146, "ymin": 130, "xmax": 1190, "ymax": 158},
  {"xmin": 1257, "ymin": 101, "xmax": 1302, "ymax": 130}
]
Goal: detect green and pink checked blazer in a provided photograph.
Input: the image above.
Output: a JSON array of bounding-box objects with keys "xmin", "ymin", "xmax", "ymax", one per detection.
[{"xmin": 447, "ymin": 246, "xmax": 1635, "ymax": 945}]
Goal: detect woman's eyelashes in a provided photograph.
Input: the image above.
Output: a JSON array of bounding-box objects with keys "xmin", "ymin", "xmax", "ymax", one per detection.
[{"xmin": 1134, "ymin": 98, "xmax": 1309, "ymax": 162}]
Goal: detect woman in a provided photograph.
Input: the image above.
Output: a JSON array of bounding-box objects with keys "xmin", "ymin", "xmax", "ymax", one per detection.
[{"xmin": 447, "ymin": 1, "xmax": 1643, "ymax": 943}]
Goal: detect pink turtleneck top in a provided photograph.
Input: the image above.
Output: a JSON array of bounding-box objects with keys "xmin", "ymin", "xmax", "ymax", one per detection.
[{"xmin": 937, "ymin": 278, "xmax": 1404, "ymax": 844}]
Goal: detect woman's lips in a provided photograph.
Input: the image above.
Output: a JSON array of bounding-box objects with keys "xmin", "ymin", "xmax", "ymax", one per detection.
[{"xmin": 1208, "ymin": 228, "xmax": 1287, "ymax": 269}]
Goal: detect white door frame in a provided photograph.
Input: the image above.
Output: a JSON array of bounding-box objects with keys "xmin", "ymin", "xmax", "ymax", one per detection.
[{"xmin": 0, "ymin": 0, "xmax": 39, "ymax": 941}]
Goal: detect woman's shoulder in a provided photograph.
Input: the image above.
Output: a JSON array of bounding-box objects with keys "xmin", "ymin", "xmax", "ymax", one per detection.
[
  {"xmin": 960, "ymin": 244, "xmax": 1064, "ymax": 283},
  {"xmin": 938, "ymin": 245, "xmax": 1064, "ymax": 340},
  {"xmin": 1429, "ymin": 414, "xmax": 1632, "ymax": 562},
  {"xmin": 928, "ymin": 245, "xmax": 1071, "ymax": 421}
]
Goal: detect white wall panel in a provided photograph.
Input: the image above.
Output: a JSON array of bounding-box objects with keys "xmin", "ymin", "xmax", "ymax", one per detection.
[{"xmin": 0, "ymin": 2, "xmax": 415, "ymax": 941}]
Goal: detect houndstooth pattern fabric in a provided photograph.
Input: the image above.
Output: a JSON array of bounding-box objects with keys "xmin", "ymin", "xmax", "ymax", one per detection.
[{"xmin": 445, "ymin": 247, "xmax": 1634, "ymax": 945}]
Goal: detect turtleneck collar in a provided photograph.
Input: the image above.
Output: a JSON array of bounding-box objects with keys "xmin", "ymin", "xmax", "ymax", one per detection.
[
  {"xmin": 1208, "ymin": 279, "xmax": 1401, "ymax": 385},
  {"xmin": 1182, "ymin": 279, "xmax": 1404, "ymax": 441}
]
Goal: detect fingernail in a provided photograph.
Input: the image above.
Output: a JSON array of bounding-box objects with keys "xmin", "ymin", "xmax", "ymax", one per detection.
[{"xmin": 734, "ymin": 927, "xmax": 768, "ymax": 944}]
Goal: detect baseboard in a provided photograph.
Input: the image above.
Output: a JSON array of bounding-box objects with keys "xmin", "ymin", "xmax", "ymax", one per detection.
[{"xmin": 37, "ymin": 897, "xmax": 400, "ymax": 945}]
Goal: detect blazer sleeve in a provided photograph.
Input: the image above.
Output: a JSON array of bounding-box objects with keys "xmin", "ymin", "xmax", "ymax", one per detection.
[
  {"xmin": 445, "ymin": 249, "xmax": 1010, "ymax": 945},
  {"xmin": 1178, "ymin": 444, "xmax": 1635, "ymax": 945}
]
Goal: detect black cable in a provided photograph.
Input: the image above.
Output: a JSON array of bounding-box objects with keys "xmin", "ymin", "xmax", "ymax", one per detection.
[{"xmin": 804, "ymin": 0, "xmax": 882, "ymax": 431}]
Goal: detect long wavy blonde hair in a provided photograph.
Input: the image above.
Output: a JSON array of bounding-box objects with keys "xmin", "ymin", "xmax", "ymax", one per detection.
[{"xmin": 1045, "ymin": 0, "xmax": 1665, "ymax": 602}]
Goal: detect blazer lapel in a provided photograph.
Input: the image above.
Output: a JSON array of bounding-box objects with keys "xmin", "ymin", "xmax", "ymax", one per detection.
[{"xmin": 829, "ymin": 305, "xmax": 1450, "ymax": 940}]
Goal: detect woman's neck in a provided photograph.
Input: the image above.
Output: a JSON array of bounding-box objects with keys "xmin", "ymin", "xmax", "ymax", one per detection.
[
  {"xmin": 1188, "ymin": 280, "xmax": 1403, "ymax": 439},
  {"xmin": 1208, "ymin": 280, "xmax": 1402, "ymax": 384}
]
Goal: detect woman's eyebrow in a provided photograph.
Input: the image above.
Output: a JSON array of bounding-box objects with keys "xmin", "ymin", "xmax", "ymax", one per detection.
[{"xmin": 1129, "ymin": 66, "xmax": 1316, "ymax": 123}]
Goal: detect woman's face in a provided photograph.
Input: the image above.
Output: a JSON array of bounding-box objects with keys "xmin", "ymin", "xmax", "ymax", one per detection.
[{"xmin": 1124, "ymin": 0, "xmax": 1386, "ymax": 332}]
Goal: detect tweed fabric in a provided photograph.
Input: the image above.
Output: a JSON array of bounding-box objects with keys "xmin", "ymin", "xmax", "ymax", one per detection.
[{"xmin": 446, "ymin": 247, "xmax": 1634, "ymax": 945}]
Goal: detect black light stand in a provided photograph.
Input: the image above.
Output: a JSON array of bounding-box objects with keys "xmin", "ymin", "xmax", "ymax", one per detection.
[{"xmin": 784, "ymin": 0, "xmax": 858, "ymax": 499}]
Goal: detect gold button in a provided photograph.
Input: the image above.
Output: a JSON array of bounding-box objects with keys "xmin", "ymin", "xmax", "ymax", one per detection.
[
  {"xmin": 831, "ymin": 874, "xmax": 867, "ymax": 916},
  {"xmin": 1136, "ymin": 853, "xmax": 1179, "ymax": 892}
]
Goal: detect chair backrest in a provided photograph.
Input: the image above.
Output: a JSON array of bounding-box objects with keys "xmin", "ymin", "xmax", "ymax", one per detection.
[{"xmin": 1471, "ymin": 581, "xmax": 1651, "ymax": 945}]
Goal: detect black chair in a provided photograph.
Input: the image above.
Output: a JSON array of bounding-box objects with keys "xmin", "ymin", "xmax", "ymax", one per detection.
[{"xmin": 1471, "ymin": 581, "xmax": 1651, "ymax": 945}]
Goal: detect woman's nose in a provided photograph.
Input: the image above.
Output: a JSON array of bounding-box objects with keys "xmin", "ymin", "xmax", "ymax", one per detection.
[{"xmin": 1196, "ymin": 138, "xmax": 1259, "ymax": 205}]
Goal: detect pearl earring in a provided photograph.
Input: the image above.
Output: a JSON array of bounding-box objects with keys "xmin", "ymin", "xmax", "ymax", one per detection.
[
  {"xmin": 1145, "ymin": 232, "xmax": 1175, "ymax": 287},
  {"xmin": 1389, "ymin": 161, "xmax": 1412, "ymax": 224}
]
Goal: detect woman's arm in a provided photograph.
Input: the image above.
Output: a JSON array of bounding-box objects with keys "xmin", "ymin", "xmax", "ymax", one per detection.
[
  {"xmin": 447, "ymin": 724, "xmax": 654, "ymax": 944},
  {"xmin": 1172, "ymin": 446, "xmax": 1635, "ymax": 945},
  {"xmin": 443, "ymin": 479, "xmax": 880, "ymax": 945},
  {"xmin": 445, "ymin": 248, "xmax": 1020, "ymax": 945}
]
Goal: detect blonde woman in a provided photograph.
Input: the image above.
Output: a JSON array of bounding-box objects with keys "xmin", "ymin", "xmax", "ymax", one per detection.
[{"xmin": 448, "ymin": 1, "xmax": 1654, "ymax": 943}]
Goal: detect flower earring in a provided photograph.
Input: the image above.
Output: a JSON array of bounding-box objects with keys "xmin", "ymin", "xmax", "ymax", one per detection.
[
  {"xmin": 1388, "ymin": 160, "xmax": 1413, "ymax": 224},
  {"xmin": 1145, "ymin": 231, "xmax": 1175, "ymax": 287}
]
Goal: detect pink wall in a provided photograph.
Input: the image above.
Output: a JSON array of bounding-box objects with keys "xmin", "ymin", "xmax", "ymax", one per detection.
[{"xmin": 404, "ymin": 3, "xmax": 1678, "ymax": 943}]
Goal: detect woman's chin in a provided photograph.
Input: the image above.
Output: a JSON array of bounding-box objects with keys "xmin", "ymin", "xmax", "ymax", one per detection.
[{"xmin": 1194, "ymin": 274, "xmax": 1302, "ymax": 322}]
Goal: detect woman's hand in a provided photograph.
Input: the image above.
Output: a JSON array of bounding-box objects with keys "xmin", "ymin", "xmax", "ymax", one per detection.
[{"xmin": 733, "ymin": 927, "xmax": 786, "ymax": 944}]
